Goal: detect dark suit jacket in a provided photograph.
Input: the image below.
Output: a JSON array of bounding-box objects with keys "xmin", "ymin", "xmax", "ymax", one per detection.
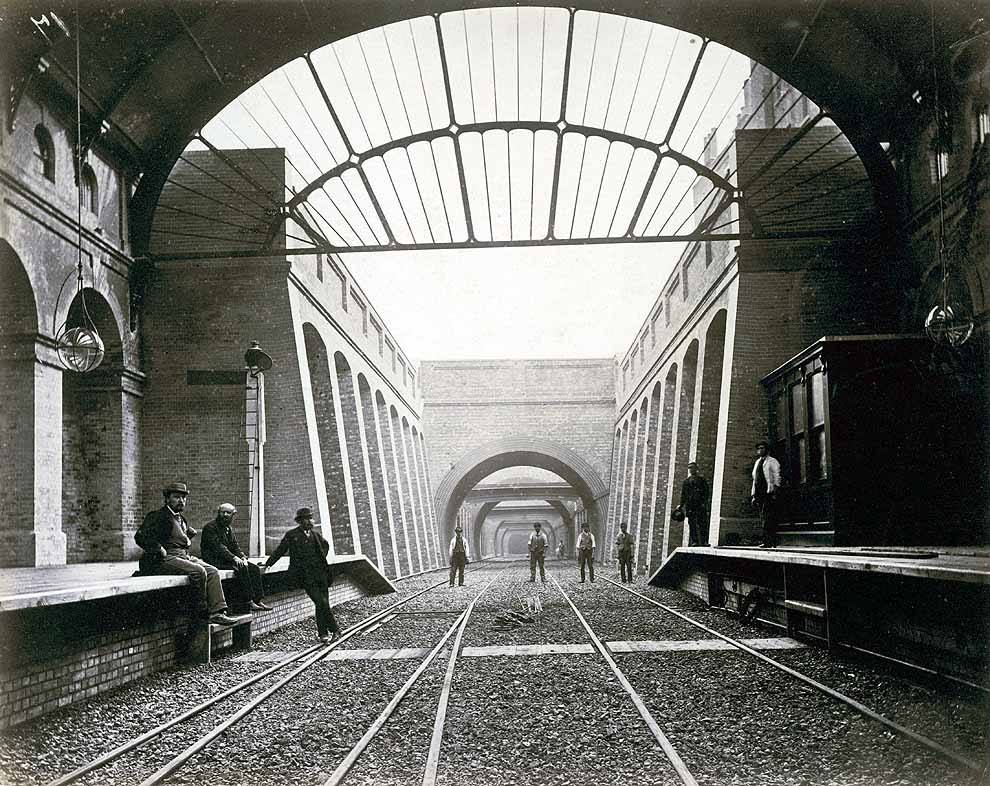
[
  {"xmin": 135, "ymin": 506, "xmax": 197, "ymax": 573},
  {"xmin": 201, "ymin": 518, "xmax": 246, "ymax": 568},
  {"xmin": 265, "ymin": 526, "xmax": 332, "ymax": 587}
]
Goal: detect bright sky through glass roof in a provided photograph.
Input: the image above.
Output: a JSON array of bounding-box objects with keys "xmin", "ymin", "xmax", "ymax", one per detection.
[{"xmin": 183, "ymin": 7, "xmax": 825, "ymax": 360}]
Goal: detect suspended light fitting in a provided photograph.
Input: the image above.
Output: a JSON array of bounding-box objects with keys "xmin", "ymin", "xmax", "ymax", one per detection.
[
  {"xmin": 924, "ymin": 3, "xmax": 974, "ymax": 348},
  {"xmin": 54, "ymin": 4, "xmax": 104, "ymax": 373}
]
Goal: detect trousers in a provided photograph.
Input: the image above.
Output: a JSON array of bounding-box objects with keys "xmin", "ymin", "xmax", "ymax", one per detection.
[
  {"xmin": 302, "ymin": 579, "xmax": 339, "ymax": 637},
  {"xmin": 687, "ymin": 509, "xmax": 710, "ymax": 546},
  {"xmin": 449, "ymin": 555, "xmax": 466, "ymax": 586},
  {"xmin": 618, "ymin": 554, "xmax": 633, "ymax": 583},
  {"xmin": 578, "ymin": 549, "xmax": 594, "ymax": 582},
  {"xmin": 530, "ymin": 552, "xmax": 546, "ymax": 581},
  {"xmin": 157, "ymin": 553, "xmax": 227, "ymax": 617},
  {"xmin": 755, "ymin": 493, "xmax": 777, "ymax": 547},
  {"xmin": 223, "ymin": 561, "xmax": 265, "ymax": 610}
]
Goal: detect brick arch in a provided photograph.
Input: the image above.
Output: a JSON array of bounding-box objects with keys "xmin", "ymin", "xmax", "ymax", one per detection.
[
  {"xmin": 493, "ymin": 518, "xmax": 560, "ymax": 557},
  {"xmin": 303, "ymin": 325, "xmax": 352, "ymax": 553},
  {"xmin": 357, "ymin": 373, "xmax": 394, "ymax": 574},
  {"xmin": 0, "ymin": 240, "xmax": 39, "ymax": 340},
  {"xmin": 61, "ymin": 287, "xmax": 128, "ymax": 562},
  {"xmin": 435, "ymin": 438, "xmax": 608, "ymax": 545},
  {"xmin": 0, "ymin": 241, "xmax": 40, "ymax": 565},
  {"xmin": 334, "ymin": 351, "xmax": 376, "ymax": 561}
]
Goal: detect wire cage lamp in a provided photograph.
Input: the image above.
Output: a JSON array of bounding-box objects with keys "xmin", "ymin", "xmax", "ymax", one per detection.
[
  {"xmin": 53, "ymin": 4, "xmax": 104, "ymax": 373},
  {"xmin": 923, "ymin": 3, "xmax": 975, "ymax": 349}
]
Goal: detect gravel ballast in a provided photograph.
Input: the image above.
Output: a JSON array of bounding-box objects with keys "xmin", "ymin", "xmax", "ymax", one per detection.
[{"xmin": 0, "ymin": 561, "xmax": 985, "ymax": 786}]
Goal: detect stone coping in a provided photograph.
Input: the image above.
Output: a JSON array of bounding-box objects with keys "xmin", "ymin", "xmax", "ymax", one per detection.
[
  {"xmin": 649, "ymin": 545, "xmax": 990, "ymax": 587},
  {"xmin": 0, "ymin": 554, "xmax": 394, "ymax": 612}
]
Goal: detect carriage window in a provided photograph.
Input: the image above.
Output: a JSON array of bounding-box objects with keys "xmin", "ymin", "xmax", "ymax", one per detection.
[
  {"xmin": 808, "ymin": 371, "xmax": 827, "ymax": 480},
  {"xmin": 809, "ymin": 371, "xmax": 825, "ymax": 426}
]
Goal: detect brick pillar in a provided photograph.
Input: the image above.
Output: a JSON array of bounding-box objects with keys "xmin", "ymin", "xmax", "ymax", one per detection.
[
  {"xmin": 62, "ymin": 365, "xmax": 143, "ymax": 562},
  {"xmin": 379, "ymin": 396, "xmax": 413, "ymax": 574},
  {"xmin": 416, "ymin": 432, "xmax": 442, "ymax": 563},
  {"xmin": 653, "ymin": 364, "xmax": 679, "ymax": 567},
  {"xmin": 608, "ymin": 422, "xmax": 629, "ymax": 559},
  {"xmin": 398, "ymin": 417, "xmax": 425, "ymax": 570},
  {"xmin": 629, "ymin": 401, "xmax": 649, "ymax": 571},
  {"xmin": 0, "ymin": 339, "xmax": 67, "ymax": 566},
  {"xmin": 393, "ymin": 409, "xmax": 423, "ymax": 571},
  {"xmin": 407, "ymin": 427, "xmax": 434, "ymax": 568},
  {"xmin": 635, "ymin": 384, "xmax": 661, "ymax": 569}
]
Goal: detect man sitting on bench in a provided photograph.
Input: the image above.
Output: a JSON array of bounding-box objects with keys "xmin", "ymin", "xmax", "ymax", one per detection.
[
  {"xmin": 201, "ymin": 503, "xmax": 271, "ymax": 613},
  {"xmin": 136, "ymin": 482, "xmax": 239, "ymax": 626}
]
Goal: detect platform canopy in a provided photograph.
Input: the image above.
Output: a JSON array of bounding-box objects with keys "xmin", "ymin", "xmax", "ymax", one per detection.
[{"xmin": 4, "ymin": 0, "xmax": 985, "ymax": 259}]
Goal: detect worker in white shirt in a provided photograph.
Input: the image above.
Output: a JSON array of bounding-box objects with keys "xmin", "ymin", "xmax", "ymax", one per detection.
[
  {"xmin": 528, "ymin": 522, "xmax": 549, "ymax": 582},
  {"xmin": 576, "ymin": 522, "xmax": 596, "ymax": 583},
  {"xmin": 751, "ymin": 441, "xmax": 783, "ymax": 548},
  {"xmin": 448, "ymin": 524, "xmax": 470, "ymax": 587}
]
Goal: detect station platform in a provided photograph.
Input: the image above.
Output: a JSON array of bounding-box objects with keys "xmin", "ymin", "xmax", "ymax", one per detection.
[
  {"xmin": 649, "ymin": 545, "xmax": 990, "ymax": 687},
  {"xmin": 0, "ymin": 554, "xmax": 398, "ymax": 728},
  {"xmin": 0, "ymin": 553, "xmax": 394, "ymax": 611}
]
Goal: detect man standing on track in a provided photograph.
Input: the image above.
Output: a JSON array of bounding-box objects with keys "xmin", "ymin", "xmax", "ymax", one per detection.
[
  {"xmin": 528, "ymin": 522, "xmax": 549, "ymax": 583},
  {"xmin": 448, "ymin": 524, "xmax": 470, "ymax": 587},
  {"xmin": 615, "ymin": 522, "xmax": 635, "ymax": 583},
  {"xmin": 576, "ymin": 522, "xmax": 596, "ymax": 583},
  {"xmin": 264, "ymin": 507, "xmax": 340, "ymax": 644}
]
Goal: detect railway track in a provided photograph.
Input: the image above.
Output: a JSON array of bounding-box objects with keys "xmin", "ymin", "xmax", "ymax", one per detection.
[
  {"xmin": 31, "ymin": 562, "xmax": 984, "ymax": 786},
  {"xmin": 43, "ymin": 567, "xmax": 484, "ymax": 786}
]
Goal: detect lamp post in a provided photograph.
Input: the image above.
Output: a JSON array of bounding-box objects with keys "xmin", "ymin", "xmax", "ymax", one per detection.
[{"xmin": 244, "ymin": 341, "xmax": 272, "ymax": 557}]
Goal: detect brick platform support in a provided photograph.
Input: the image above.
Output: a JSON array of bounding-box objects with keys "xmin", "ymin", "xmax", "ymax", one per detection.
[{"xmin": 0, "ymin": 575, "xmax": 367, "ymax": 729}]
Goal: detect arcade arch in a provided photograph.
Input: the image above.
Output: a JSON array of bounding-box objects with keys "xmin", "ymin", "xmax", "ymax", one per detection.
[
  {"xmin": 61, "ymin": 288, "xmax": 126, "ymax": 562},
  {"xmin": 435, "ymin": 438, "xmax": 608, "ymax": 551}
]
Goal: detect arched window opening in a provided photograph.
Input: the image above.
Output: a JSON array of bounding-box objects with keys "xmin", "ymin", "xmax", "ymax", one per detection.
[
  {"xmin": 34, "ymin": 125, "xmax": 55, "ymax": 182},
  {"xmin": 81, "ymin": 164, "xmax": 99, "ymax": 214}
]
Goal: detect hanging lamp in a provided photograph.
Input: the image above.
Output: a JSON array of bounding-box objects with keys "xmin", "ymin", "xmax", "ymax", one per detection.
[
  {"xmin": 53, "ymin": 3, "xmax": 104, "ymax": 373},
  {"xmin": 923, "ymin": 2, "xmax": 974, "ymax": 348}
]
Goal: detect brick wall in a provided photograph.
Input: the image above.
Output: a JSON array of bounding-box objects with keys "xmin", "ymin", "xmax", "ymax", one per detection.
[
  {"xmin": 421, "ymin": 359, "xmax": 616, "ymax": 492},
  {"xmin": 0, "ymin": 575, "xmax": 366, "ymax": 729}
]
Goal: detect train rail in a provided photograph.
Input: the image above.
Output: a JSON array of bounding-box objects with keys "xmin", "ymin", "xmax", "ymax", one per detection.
[
  {"xmin": 323, "ymin": 571, "xmax": 501, "ymax": 786},
  {"xmin": 44, "ymin": 568, "xmax": 481, "ymax": 786},
  {"xmin": 599, "ymin": 576, "xmax": 983, "ymax": 779}
]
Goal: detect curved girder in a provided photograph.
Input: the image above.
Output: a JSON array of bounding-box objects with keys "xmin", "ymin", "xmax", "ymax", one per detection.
[
  {"xmin": 281, "ymin": 121, "xmax": 761, "ymax": 251},
  {"xmin": 85, "ymin": 0, "xmax": 947, "ymax": 260}
]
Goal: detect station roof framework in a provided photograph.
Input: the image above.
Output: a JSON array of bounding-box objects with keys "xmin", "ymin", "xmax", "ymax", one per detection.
[{"xmin": 6, "ymin": 0, "xmax": 964, "ymax": 263}]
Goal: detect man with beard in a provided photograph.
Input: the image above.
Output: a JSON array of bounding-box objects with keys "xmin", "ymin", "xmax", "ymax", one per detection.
[{"xmin": 136, "ymin": 482, "xmax": 238, "ymax": 625}]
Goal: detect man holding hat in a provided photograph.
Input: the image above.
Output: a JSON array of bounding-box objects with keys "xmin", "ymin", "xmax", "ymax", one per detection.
[
  {"xmin": 201, "ymin": 503, "xmax": 271, "ymax": 613},
  {"xmin": 527, "ymin": 522, "xmax": 549, "ymax": 583},
  {"xmin": 448, "ymin": 525, "xmax": 470, "ymax": 587},
  {"xmin": 678, "ymin": 461, "xmax": 711, "ymax": 547},
  {"xmin": 264, "ymin": 507, "xmax": 340, "ymax": 644},
  {"xmin": 136, "ymin": 482, "xmax": 239, "ymax": 625}
]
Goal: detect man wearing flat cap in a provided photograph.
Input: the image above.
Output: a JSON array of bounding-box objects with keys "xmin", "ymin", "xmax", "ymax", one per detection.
[
  {"xmin": 678, "ymin": 461, "xmax": 711, "ymax": 547},
  {"xmin": 448, "ymin": 524, "xmax": 470, "ymax": 587},
  {"xmin": 202, "ymin": 503, "xmax": 271, "ymax": 613},
  {"xmin": 265, "ymin": 507, "xmax": 340, "ymax": 644},
  {"xmin": 136, "ymin": 482, "xmax": 239, "ymax": 625}
]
